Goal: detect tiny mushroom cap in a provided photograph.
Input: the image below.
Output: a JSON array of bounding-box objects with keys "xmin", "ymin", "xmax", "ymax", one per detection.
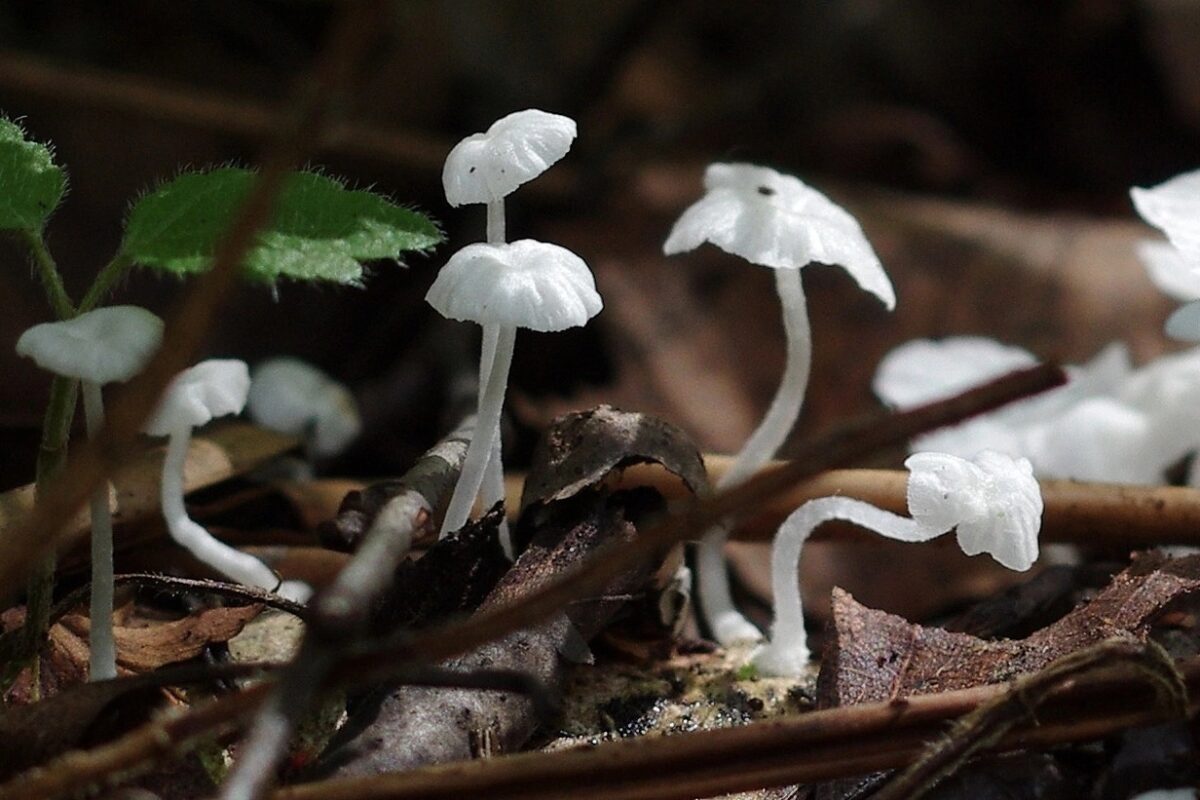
[
  {"xmin": 443, "ymin": 109, "xmax": 577, "ymax": 206},
  {"xmin": 905, "ymin": 450, "xmax": 1042, "ymax": 571},
  {"xmin": 663, "ymin": 163, "xmax": 895, "ymax": 309},
  {"xmin": 426, "ymin": 239, "xmax": 602, "ymax": 331},
  {"xmin": 16, "ymin": 305, "xmax": 163, "ymax": 384},
  {"xmin": 247, "ymin": 357, "xmax": 362, "ymax": 457},
  {"xmin": 145, "ymin": 359, "xmax": 251, "ymax": 436},
  {"xmin": 1131, "ymin": 168, "xmax": 1200, "ymax": 263},
  {"xmin": 1136, "ymin": 240, "xmax": 1200, "ymax": 303}
]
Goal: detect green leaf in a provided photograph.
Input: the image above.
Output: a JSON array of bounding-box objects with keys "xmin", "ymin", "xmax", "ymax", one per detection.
[
  {"xmin": 122, "ymin": 168, "xmax": 443, "ymax": 285},
  {"xmin": 0, "ymin": 118, "xmax": 66, "ymax": 230}
]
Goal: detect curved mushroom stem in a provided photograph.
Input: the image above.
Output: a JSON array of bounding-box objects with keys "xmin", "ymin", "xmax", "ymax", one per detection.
[
  {"xmin": 81, "ymin": 380, "xmax": 116, "ymax": 681},
  {"xmin": 752, "ymin": 497, "xmax": 943, "ymax": 677},
  {"xmin": 441, "ymin": 324, "xmax": 517, "ymax": 537},
  {"xmin": 161, "ymin": 424, "xmax": 283, "ymax": 590},
  {"xmin": 697, "ymin": 268, "xmax": 811, "ymax": 645},
  {"xmin": 477, "ymin": 324, "xmax": 513, "ymax": 556}
]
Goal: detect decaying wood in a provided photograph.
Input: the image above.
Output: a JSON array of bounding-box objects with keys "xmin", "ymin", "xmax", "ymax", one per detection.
[
  {"xmin": 269, "ymin": 653, "xmax": 1200, "ymax": 800},
  {"xmin": 0, "ymin": 423, "xmax": 299, "ymax": 560}
]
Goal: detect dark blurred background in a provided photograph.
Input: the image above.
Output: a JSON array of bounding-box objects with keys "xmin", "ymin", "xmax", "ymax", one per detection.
[{"xmin": 3, "ymin": 0, "xmax": 1200, "ymax": 489}]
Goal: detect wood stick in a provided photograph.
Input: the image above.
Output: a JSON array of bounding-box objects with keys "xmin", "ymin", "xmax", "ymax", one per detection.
[
  {"xmin": 503, "ymin": 458, "xmax": 1200, "ymax": 547},
  {"xmin": 272, "ymin": 654, "xmax": 1200, "ymax": 800}
]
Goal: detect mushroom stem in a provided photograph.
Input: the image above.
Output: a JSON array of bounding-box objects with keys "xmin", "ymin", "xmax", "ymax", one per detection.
[
  {"xmin": 478, "ymin": 324, "xmax": 513, "ymax": 557},
  {"xmin": 161, "ymin": 424, "xmax": 282, "ymax": 590},
  {"xmin": 697, "ymin": 268, "xmax": 811, "ymax": 644},
  {"xmin": 753, "ymin": 497, "xmax": 940, "ymax": 676},
  {"xmin": 81, "ymin": 379, "xmax": 116, "ymax": 681},
  {"xmin": 487, "ymin": 200, "xmax": 506, "ymax": 245},
  {"xmin": 440, "ymin": 324, "xmax": 517, "ymax": 537}
]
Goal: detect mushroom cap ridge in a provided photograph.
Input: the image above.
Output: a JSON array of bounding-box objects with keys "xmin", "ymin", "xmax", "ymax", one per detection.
[
  {"xmin": 442, "ymin": 109, "xmax": 577, "ymax": 207},
  {"xmin": 664, "ymin": 162, "xmax": 895, "ymax": 309},
  {"xmin": 144, "ymin": 359, "xmax": 251, "ymax": 436},
  {"xmin": 426, "ymin": 239, "xmax": 602, "ymax": 332}
]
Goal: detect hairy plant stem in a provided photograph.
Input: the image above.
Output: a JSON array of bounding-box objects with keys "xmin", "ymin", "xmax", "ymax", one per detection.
[
  {"xmin": 20, "ymin": 227, "xmax": 77, "ymax": 699},
  {"xmin": 77, "ymin": 252, "xmax": 133, "ymax": 314},
  {"xmin": 19, "ymin": 228, "xmax": 73, "ymax": 320}
]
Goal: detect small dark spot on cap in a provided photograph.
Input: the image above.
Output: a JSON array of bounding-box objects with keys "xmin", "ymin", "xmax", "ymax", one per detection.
[
  {"xmin": 757, "ymin": 186, "xmax": 775, "ymax": 196},
  {"xmin": 469, "ymin": 166, "xmax": 476, "ymax": 173}
]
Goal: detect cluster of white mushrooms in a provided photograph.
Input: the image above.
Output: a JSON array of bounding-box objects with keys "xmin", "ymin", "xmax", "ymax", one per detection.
[{"xmin": 13, "ymin": 109, "xmax": 1059, "ymax": 685}]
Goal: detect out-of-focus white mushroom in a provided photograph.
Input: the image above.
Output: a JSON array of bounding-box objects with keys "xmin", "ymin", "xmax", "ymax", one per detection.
[
  {"xmin": 247, "ymin": 357, "xmax": 361, "ymax": 459},
  {"xmin": 1132, "ymin": 169, "xmax": 1200, "ymax": 339},
  {"xmin": 752, "ymin": 450, "xmax": 1041, "ymax": 677},
  {"xmin": 663, "ymin": 162, "xmax": 895, "ymax": 645},
  {"xmin": 428, "ymin": 240, "xmax": 602, "ymax": 548},
  {"xmin": 17, "ymin": 305, "xmax": 164, "ymax": 680},
  {"xmin": 145, "ymin": 359, "xmax": 310, "ymax": 602}
]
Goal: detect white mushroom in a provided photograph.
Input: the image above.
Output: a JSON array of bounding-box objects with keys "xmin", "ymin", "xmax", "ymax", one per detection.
[
  {"xmin": 443, "ymin": 109, "xmax": 578, "ymax": 551},
  {"xmin": 247, "ymin": 357, "xmax": 361, "ymax": 459},
  {"xmin": 752, "ymin": 450, "xmax": 1041, "ymax": 677},
  {"xmin": 428, "ymin": 240, "xmax": 602, "ymax": 540},
  {"xmin": 1132, "ymin": 169, "xmax": 1200, "ymax": 339},
  {"xmin": 16, "ymin": 305, "xmax": 163, "ymax": 681},
  {"xmin": 663, "ymin": 163, "xmax": 895, "ymax": 645},
  {"xmin": 145, "ymin": 359, "xmax": 310, "ymax": 602},
  {"xmin": 443, "ymin": 109, "xmax": 577, "ymax": 244}
]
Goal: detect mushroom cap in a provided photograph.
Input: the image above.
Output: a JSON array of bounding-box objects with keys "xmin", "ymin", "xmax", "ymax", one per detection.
[
  {"xmin": 16, "ymin": 305, "xmax": 164, "ymax": 384},
  {"xmin": 663, "ymin": 163, "xmax": 895, "ymax": 309},
  {"xmin": 1165, "ymin": 301, "xmax": 1200, "ymax": 342},
  {"xmin": 247, "ymin": 357, "xmax": 362, "ymax": 457},
  {"xmin": 905, "ymin": 450, "xmax": 1042, "ymax": 571},
  {"xmin": 425, "ymin": 239, "xmax": 602, "ymax": 332},
  {"xmin": 442, "ymin": 109, "xmax": 577, "ymax": 207},
  {"xmin": 1136, "ymin": 239, "xmax": 1200, "ymax": 303},
  {"xmin": 1131, "ymin": 169, "xmax": 1200, "ymax": 264},
  {"xmin": 144, "ymin": 359, "xmax": 251, "ymax": 435}
]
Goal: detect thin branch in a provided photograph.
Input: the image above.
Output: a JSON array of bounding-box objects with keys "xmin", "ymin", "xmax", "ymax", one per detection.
[
  {"xmin": 270, "ymin": 650, "xmax": 1200, "ymax": 800},
  {"xmin": 604, "ymin": 460, "xmax": 1200, "ymax": 548},
  {"xmin": 0, "ymin": 0, "xmax": 387, "ymax": 605}
]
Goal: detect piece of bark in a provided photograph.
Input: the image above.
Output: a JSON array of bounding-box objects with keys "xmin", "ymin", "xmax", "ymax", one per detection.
[
  {"xmin": 318, "ymin": 423, "xmax": 471, "ymax": 552},
  {"xmin": 818, "ymin": 552, "xmax": 1200, "ymax": 709},
  {"xmin": 518, "ymin": 404, "xmax": 710, "ymax": 512}
]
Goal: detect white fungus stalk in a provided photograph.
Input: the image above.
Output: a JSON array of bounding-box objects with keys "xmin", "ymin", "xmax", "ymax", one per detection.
[
  {"xmin": 698, "ymin": 268, "xmax": 812, "ymax": 644},
  {"xmin": 753, "ymin": 497, "xmax": 940, "ymax": 676},
  {"xmin": 441, "ymin": 325, "xmax": 517, "ymax": 536},
  {"xmin": 81, "ymin": 380, "xmax": 117, "ymax": 680},
  {"xmin": 161, "ymin": 423, "xmax": 282, "ymax": 590},
  {"xmin": 752, "ymin": 450, "xmax": 1042, "ymax": 677}
]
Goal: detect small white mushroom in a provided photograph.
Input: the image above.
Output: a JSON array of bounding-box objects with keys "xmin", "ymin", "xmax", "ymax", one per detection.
[
  {"xmin": 427, "ymin": 240, "xmax": 602, "ymax": 542},
  {"xmin": 663, "ymin": 163, "xmax": 895, "ymax": 645},
  {"xmin": 443, "ymin": 109, "xmax": 577, "ymax": 244},
  {"xmin": 247, "ymin": 357, "xmax": 361, "ymax": 459},
  {"xmin": 443, "ymin": 109, "xmax": 578, "ymax": 547},
  {"xmin": 145, "ymin": 359, "xmax": 310, "ymax": 602},
  {"xmin": 752, "ymin": 450, "xmax": 1041, "ymax": 677},
  {"xmin": 16, "ymin": 305, "xmax": 163, "ymax": 681},
  {"xmin": 1132, "ymin": 169, "xmax": 1200, "ymax": 340}
]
